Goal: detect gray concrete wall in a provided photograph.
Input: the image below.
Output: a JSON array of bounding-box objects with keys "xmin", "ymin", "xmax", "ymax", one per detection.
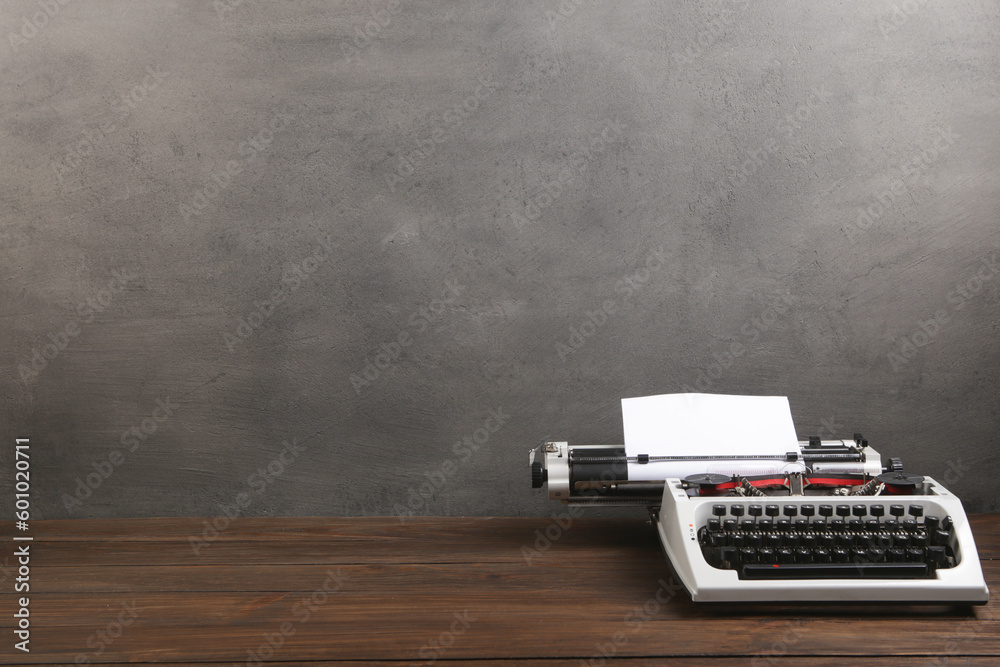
[{"xmin": 2, "ymin": 0, "xmax": 998, "ymax": 520}]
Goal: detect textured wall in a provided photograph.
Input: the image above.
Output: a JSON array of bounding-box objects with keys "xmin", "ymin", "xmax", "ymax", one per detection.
[{"xmin": 1, "ymin": 0, "xmax": 998, "ymax": 520}]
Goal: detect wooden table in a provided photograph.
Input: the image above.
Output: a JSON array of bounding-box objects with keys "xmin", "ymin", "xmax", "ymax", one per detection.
[{"xmin": 1, "ymin": 516, "xmax": 997, "ymax": 665}]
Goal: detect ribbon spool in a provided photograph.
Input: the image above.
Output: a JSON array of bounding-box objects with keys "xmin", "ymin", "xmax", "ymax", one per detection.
[
  {"xmin": 684, "ymin": 473, "xmax": 733, "ymax": 496},
  {"xmin": 877, "ymin": 471, "xmax": 925, "ymax": 495}
]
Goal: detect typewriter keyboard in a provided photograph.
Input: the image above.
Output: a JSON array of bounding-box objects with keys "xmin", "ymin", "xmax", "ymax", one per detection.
[{"xmin": 697, "ymin": 502, "xmax": 958, "ymax": 579}]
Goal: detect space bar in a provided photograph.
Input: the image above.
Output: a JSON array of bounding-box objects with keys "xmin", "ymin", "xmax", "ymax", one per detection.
[{"xmin": 741, "ymin": 563, "xmax": 929, "ymax": 579}]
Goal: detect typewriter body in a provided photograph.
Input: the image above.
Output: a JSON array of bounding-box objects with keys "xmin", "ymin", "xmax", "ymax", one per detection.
[{"xmin": 530, "ymin": 435, "xmax": 989, "ymax": 604}]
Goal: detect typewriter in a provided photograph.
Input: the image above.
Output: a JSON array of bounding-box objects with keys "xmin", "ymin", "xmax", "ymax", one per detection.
[{"xmin": 529, "ymin": 399, "xmax": 989, "ymax": 604}]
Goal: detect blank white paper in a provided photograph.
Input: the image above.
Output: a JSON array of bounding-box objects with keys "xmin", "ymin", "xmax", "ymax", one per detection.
[{"xmin": 621, "ymin": 393, "xmax": 803, "ymax": 481}]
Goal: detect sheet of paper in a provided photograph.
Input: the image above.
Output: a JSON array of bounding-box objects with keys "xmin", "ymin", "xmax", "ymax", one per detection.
[{"xmin": 621, "ymin": 393, "xmax": 802, "ymax": 481}]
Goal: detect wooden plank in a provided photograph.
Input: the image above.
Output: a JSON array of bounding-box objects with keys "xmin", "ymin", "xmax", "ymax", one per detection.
[
  {"xmin": 3, "ymin": 618, "xmax": 998, "ymax": 663},
  {"xmin": 20, "ymin": 661, "xmax": 995, "ymax": 667}
]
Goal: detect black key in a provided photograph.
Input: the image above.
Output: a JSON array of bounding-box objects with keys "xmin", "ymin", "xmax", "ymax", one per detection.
[
  {"xmin": 877, "ymin": 533, "xmax": 892, "ymax": 548},
  {"xmin": 707, "ymin": 518, "xmax": 721, "ymax": 531},
  {"xmin": 786, "ymin": 533, "xmax": 800, "ymax": 548},
  {"xmin": 832, "ymin": 548, "xmax": 849, "ymax": 563},
  {"xmin": 777, "ymin": 548, "xmax": 794, "ymax": 564},
  {"xmin": 731, "ymin": 504, "xmax": 745, "ymax": 518},
  {"xmin": 859, "ymin": 532, "xmax": 875, "ymax": 548},
  {"xmin": 851, "ymin": 547, "xmax": 869, "ymax": 562},
  {"xmin": 924, "ymin": 515, "xmax": 940, "ymax": 531},
  {"xmin": 928, "ymin": 546, "xmax": 947, "ymax": 568},
  {"xmin": 795, "ymin": 519, "xmax": 809, "ymax": 531},
  {"xmin": 894, "ymin": 533, "xmax": 910, "ymax": 549},
  {"xmin": 865, "ymin": 519, "xmax": 880, "ymax": 531},
  {"xmin": 907, "ymin": 547, "xmax": 925, "ymax": 563},
  {"xmin": 741, "ymin": 562, "xmax": 930, "ymax": 580},
  {"xmin": 801, "ymin": 532, "xmax": 818, "ymax": 548},
  {"xmin": 888, "ymin": 548, "xmax": 906, "ymax": 562},
  {"xmin": 795, "ymin": 547, "xmax": 812, "ymax": 563},
  {"xmin": 800, "ymin": 504, "xmax": 815, "ymax": 517},
  {"xmin": 732, "ymin": 534, "xmax": 746, "ymax": 549},
  {"xmin": 902, "ymin": 519, "xmax": 917, "ymax": 532},
  {"xmin": 942, "ymin": 516, "xmax": 954, "ymax": 531},
  {"xmin": 721, "ymin": 546, "xmax": 738, "ymax": 567},
  {"xmin": 932, "ymin": 529, "xmax": 950, "ymax": 546},
  {"xmin": 848, "ymin": 519, "xmax": 863, "ymax": 532},
  {"xmin": 759, "ymin": 519, "xmax": 773, "ymax": 533},
  {"xmin": 911, "ymin": 531, "xmax": 928, "ymax": 547},
  {"xmin": 909, "ymin": 504, "xmax": 923, "ymax": 518},
  {"xmin": 813, "ymin": 519, "xmax": 827, "ymax": 531},
  {"xmin": 831, "ymin": 519, "xmax": 845, "ymax": 533},
  {"xmin": 766, "ymin": 533, "xmax": 782, "ymax": 549},
  {"xmin": 723, "ymin": 519, "xmax": 736, "ymax": 531},
  {"xmin": 818, "ymin": 504, "xmax": 834, "ymax": 518},
  {"xmin": 741, "ymin": 547, "xmax": 757, "ymax": 564},
  {"xmin": 742, "ymin": 519, "xmax": 756, "ymax": 531},
  {"xmin": 852, "ymin": 504, "xmax": 867, "ymax": 518},
  {"xmin": 759, "ymin": 547, "xmax": 776, "ymax": 563},
  {"xmin": 869, "ymin": 547, "xmax": 886, "ymax": 562},
  {"xmin": 776, "ymin": 519, "xmax": 790, "ymax": 533},
  {"xmin": 710, "ymin": 532, "xmax": 726, "ymax": 547},
  {"xmin": 712, "ymin": 504, "xmax": 726, "ymax": 517},
  {"xmin": 748, "ymin": 504, "xmax": 762, "ymax": 517},
  {"xmin": 814, "ymin": 547, "xmax": 831, "ymax": 562},
  {"xmin": 884, "ymin": 518, "xmax": 899, "ymax": 531},
  {"xmin": 890, "ymin": 504, "xmax": 905, "ymax": 518},
  {"xmin": 765, "ymin": 504, "xmax": 780, "ymax": 517},
  {"xmin": 870, "ymin": 504, "xmax": 885, "ymax": 518},
  {"xmin": 836, "ymin": 505, "xmax": 851, "ymax": 518},
  {"xmin": 819, "ymin": 533, "xmax": 836, "ymax": 549},
  {"xmin": 748, "ymin": 532, "xmax": 763, "ymax": 548},
  {"xmin": 783, "ymin": 505, "xmax": 798, "ymax": 518}
]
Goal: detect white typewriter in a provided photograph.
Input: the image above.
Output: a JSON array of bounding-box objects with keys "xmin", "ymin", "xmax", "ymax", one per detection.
[{"xmin": 529, "ymin": 393, "xmax": 989, "ymax": 604}]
